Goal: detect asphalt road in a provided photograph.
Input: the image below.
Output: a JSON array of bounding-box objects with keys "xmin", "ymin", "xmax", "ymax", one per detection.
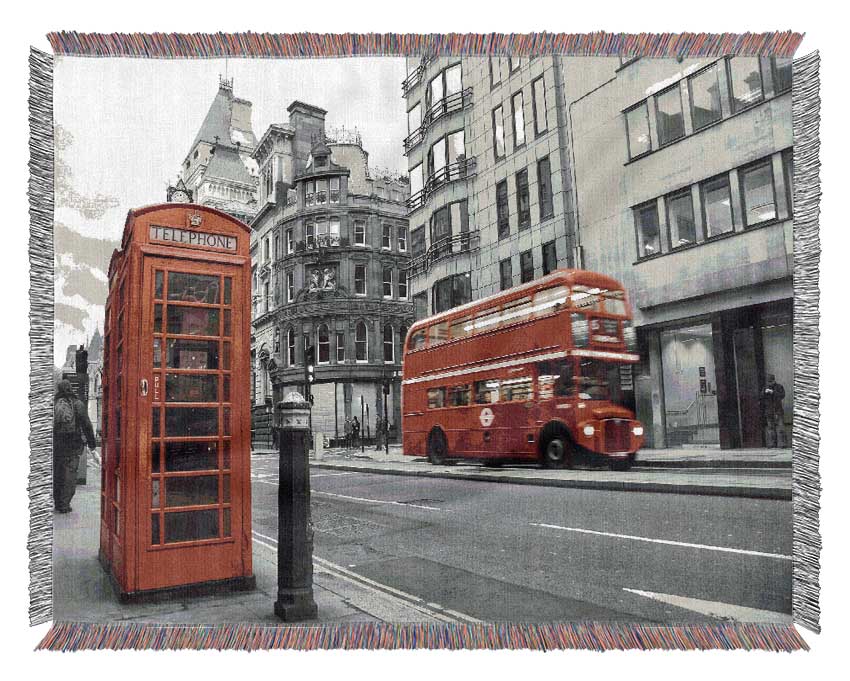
[{"xmin": 251, "ymin": 458, "xmax": 792, "ymax": 624}]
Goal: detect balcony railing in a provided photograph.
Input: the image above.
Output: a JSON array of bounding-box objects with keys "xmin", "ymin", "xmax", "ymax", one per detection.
[
  {"xmin": 406, "ymin": 231, "xmax": 480, "ymax": 278},
  {"xmin": 401, "ymin": 56, "xmax": 434, "ymax": 96},
  {"xmin": 301, "ymin": 234, "xmax": 347, "ymax": 251},
  {"xmin": 403, "ymin": 88, "xmax": 473, "ymax": 155},
  {"xmin": 407, "ymin": 156, "xmax": 477, "ymax": 214}
]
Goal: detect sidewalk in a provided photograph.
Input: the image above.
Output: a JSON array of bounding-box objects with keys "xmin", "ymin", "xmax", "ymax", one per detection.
[
  {"xmin": 53, "ymin": 465, "xmax": 462, "ymax": 625},
  {"xmin": 260, "ymin": 444, "xmax": 793, "ymax": 501}
]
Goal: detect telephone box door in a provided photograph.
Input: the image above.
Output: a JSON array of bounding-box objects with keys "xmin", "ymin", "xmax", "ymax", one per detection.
[{"xmin": 136, "ymin": 256, "xmax": 250, "ymax": 591}]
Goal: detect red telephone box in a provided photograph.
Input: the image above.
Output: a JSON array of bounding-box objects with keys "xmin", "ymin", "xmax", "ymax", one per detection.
[{"xmin": 100, "ymin": 204, "xmax": 254, "ymax": 600}]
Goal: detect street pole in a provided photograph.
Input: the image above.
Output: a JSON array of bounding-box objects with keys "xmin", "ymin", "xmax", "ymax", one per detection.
[
  {"xmin": 360, "ymin": 394, "xmax": 365, "ymax": 454},
  {"xmin": 384, "ymin": 380, "xmax": 389, "ymax": 456},
  {"xmin": 274, "ymin": 392, "xmax": 318, "ymax": 622}
]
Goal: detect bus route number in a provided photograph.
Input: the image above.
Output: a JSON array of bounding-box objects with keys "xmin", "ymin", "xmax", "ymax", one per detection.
[{"xmin": 479, "ymin": 407, "xmax": 495, "ymax": 427}]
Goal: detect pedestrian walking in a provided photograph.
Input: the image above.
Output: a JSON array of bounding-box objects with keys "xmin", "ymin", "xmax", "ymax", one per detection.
[
  {"xmin": 344, "ymin": 417, "xmax": 352, "ymax": 449},
  {"xmin": 375, "ymin": 415, "xmax": 384, "ymax": 451},
  {"xmin": 760, "ymin": 373, "xmax": 786, "ymax": 448},
  {"xmin": 53, "ymin": 379, "xmax": 96, "ymax": 514},
  {"xmin": 351, "ymin": 416, "xmax": 360, "ymax": 447}
]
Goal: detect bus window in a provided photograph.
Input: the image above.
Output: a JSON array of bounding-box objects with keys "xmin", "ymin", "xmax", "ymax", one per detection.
[
  {"xmin": 474, "ymin": 379, "xmax": 500, "ymax": 404},
  {"xmin": 449, "ymin": 315, "xmax": 471, "ymax": 341},
  {"xmin": 448, "ymin": 384, "xmax": 471, "ymax": 407},
  {"xmin": 532, "ymin": 286, "xmax": 569, "ymax": 317},
  {"xmin": 603, "ymin": 290, "xmax": 628, "ymax": 316},
  {"xmin": 571, "ymin": 285, "xmax": 604, "ymax": 312},
  {"xmin": 500, "ymin": 376, "xmax": 533, "ymax": 402},
  {"xmin": 428, "ymin": 321, "xmax": 450, "ymax": 346},
  {"xmin": 409, "ymin": 328, "xmax": 427, "ymax": 351},
  {"xmin": 499, "ymin": 296, "xmax": 533, "ymax": 327},
  {"xmin": 571, "ymin": 313, "xmax": 590, "ymax": 347},
  {"xmin": 577, "ymin": 359, "xmax": 620, "ymax": 401},
  {"xmin": 471, "ymin": 307, "xmax": 500, "ymax": 334},
  {"xmin": 537, "ymin": 359, "xmax": 574, "ymax": 399},
  {"xmin": 427, "ymin": 387, "xmax": 446, "ymax": 409}
]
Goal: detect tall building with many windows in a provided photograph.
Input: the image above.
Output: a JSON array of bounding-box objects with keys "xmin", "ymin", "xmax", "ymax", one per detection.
[
  {"xmin": 250, "ymin": 102, "xmax": 412, "ymax": 445},
  {"xmin": 403, "ymin": 56, "xmax": 589, "ymax": 320},
  {"xmin": 571, "ymin": 56, "xmax": 794, "ymax": 449}
]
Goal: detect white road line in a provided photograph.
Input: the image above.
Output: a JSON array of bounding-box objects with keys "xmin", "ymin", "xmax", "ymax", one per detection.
[
  {"xmin": 251, "ymin": 530, "xmax": 479, "ymax": 624},
  {"xmin": 622, "ymin": 588, "xmax": 791, "ymax": 623},
  {"xmin": 313, "ymin": 490, "xmax": 442, "ymax": 511},
  {"xmin": 530, "ymin": 523, "xmax": 791, "ymax": 560},
  {"xmin": 310, "ymin": 472, "xmax": 357, "ymax": 478}
]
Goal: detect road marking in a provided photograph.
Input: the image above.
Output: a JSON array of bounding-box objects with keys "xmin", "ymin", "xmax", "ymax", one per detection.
[
  {"xmin": 313, "ymin": 490, "xmax": 442, "ymax": 511},
  {"xmin": 310, "ymin": 472, "xmax": 357, "ymax": 478},
  {"xmin": 251, "ymin": 530, "xmax": 479, "ymax": 623},
  {"xmin": 622, "ymin": 588, "xmax": 791, "ymax": 623},
  {"xmin": 530, "ymin": 523, "xmax": 791, "ymax": 560}
]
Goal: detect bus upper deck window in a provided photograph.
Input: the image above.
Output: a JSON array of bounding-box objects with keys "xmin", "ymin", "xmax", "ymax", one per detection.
[
  {"xmin": 603, "ymin": 290, "xmax": 628, "ymax": 316},
  {"xmin": 500, "ymin": 296, "xmax": 533, "ymax": 326},
  {"xmin": 449, "ymin": 316, "xmax": 471, "ymax": 341},
  {"xmin": 500, "ymin": 376, "xmax": 532, "ymax": 402},
  {"xmin": 532, "ymin": 286, "xmax": 569, "ymax": 316},
  {"xmin": 449, "ymin": 384, "xmax": 471, "ymax": 406},
  {"xmin": 474, "ymin": 379, "xmax": 500, "ymax": 404},
  {"xmin": 409, "ymin": 329, "xmax": 426, "ymax": 351},
  {"xmin": 428, "ymin": 321, "xmax": 449, "ymax": 346},
  {"xmin": 472, "ymin": 307, "xmax": 500, "ymax": 333}
]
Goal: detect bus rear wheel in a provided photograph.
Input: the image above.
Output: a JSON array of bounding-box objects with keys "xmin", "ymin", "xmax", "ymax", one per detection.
[
  {"xmin": 427, "ymin": 429, "xmax": 448, "ymax": 465},
  {"xmin": 541, "ymin": 434, "xmax": 572, "ymax": 469}
]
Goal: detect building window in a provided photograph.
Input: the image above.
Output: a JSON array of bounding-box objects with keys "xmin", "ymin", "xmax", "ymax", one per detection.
[
  {"xmin": 414, "ymin": 292, "xmax": 428, "ymax": 320},
  {"xmin": 666, "ymin": 190, "xmax": 697, "ymax": 248},
  {"xmin": 537, "ymin": 156, "xmax": 553, "ymax": 220},
  {"xmin": 655, "ymin": 85, "xmax": 685, "ymax": 146},
  {"xmin": 286, "ymin": 270, "xmax": 294, "ymax": 303},
  {"xmin": 273, "ymin": 234, "xmax": 280, "ymax": 260},
  {"xmin": 354, "ymin": 220, "xmax": 366, "ymax": 246},
  {"xmin": 383, "ymin": 267, "xmax": 393, "ymax": 298},
  {"xmin": 688, "ymin": 63, "xmax": 723, "ymax": 131},
  {"xmin": 489, "ymin": 57, "xmax": 503, "ymax": 88},
  {"xmin": 727, "ymin": 57, "xmax": 764, "ymax": 112},
  {"xmin": 492, "ymin": 105, "xmax": 506, "ymax": 159},
  {"xmin": 398, "ymin": 269, "xmax": 408, "ymax": 299},
  {"xmin": 315, "ymin": 178, "xmax": 328, "ymax": 205},
  {"xmin": 433, "ymin": 272, "xmax": 471, "ymax": 314},
  {"xmin": 305, "ymin": 180, "xmax": 315, "ymax": 206},
  {"xmin": 317, "ymin": 324, "xmax": 330, "ymax": 364},
  {"xmin": 496, "ymin": 180, "xmax": 510, "ymax": 239},
  {"xmin": 383, "ymin": 325, "xmax": 394, "ymax": 363},
  {"xmin": 499, "ymin": 258, "xmax": 512, "ymax": 291},
  {"xmin": 512, "ymin": 91, "xmax": 526, "ymax": 149},
  {"xmin": 452, "ymin": 200, "xmax": 470, "ymax": 250},
  {"xmin": 264, "ymin": 238, "xmax": 271, "ymax": 262},
  {"xmin": 286, "ymin": 328, "xmax": 296, "ymax": 366},
  {"xmin": 783, "ymin": 148, "xmax": 794, "ymax": 216},
  {"xmin": 263, "ymin": 281, "xmax": 270, "ymax": 312},
  {"xmin": 382, "ymin": 223, "xmax": 392, "ymax": 249},
  {"xmin": 520, "ymin": 250, "xmax": 534, "ymax": 283},
  {"xmin": 355, "ymin": 322, "xmax": 368, "ymax": 362},
  {"xmin": 411, "ymin": 225, "xmax": 426, "ymax": 258},
  {"xmin": 354, "ymin": 264, "xmax": 367, "ymax": 296},
  {"xmin": 329, "ymin": 217, "xmax": 340, "ymax": 246},
  {"xmin": 532, "ymin": 76, "xmax": 548, "ymax": 136},
  {"xmin": 516, "ymin": 169, "xmax": 530, "ymax": 230},
  {"xmin": 427, "ymin": 72, "xmax": 444, "ymax": 112},
  {"xmin": 773, "ymin": 58, "xmax": 792, "ymax": 95},
  {"xmin": 329, "ymin": 177, "xmax": 340, "ymax": 204},
  {"xmin": 410, "ymin": 163, "xmax": 424, "ymax": 202},
  {"xmin": 625, "ymin": 102, "xmax": 651, "ymax": 159},
  {"xmin": 286, "ymin": 228, "xmax": 294, "ymax": 254},
  {"xmin": 508, "ymin": 57, "xmax": 524, "ymax": 73},
  {"xmin": 399, "ymin": 326, "xmax": 408, "ymax": 358},
  {"xmin": 336, "ymin": 332, "xmax": 345, "ymax": 363},
  {"xmin": 542, "ymin": 241, "xmax": 557, "ymax": 275},
  {"xmin": 701, "ymin": 174, "xmax": 735, "ymax": 238},
  {"xmin": 305, "ymin": 221, "xmax": 315, "ymax": 249},
  {"xmin": 740, "ymin": 160, "xmax": 777, "ymax": 227},
  {"xmin": 634, "ymin": 201, "xmax": 661, "ymax": 257},
  {"xmin": 397, "ymin": 225, "xmax": 407, "ymax": 252},
  {"xmin": 408, "ymin": 103, "xmax": 422, "ymax": 136}
]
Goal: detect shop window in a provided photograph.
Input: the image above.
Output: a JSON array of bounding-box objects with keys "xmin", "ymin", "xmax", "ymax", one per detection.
[
  {"xmin": 625, "ymin": 102, "xmax": 652, "ymax": 159},
  {"xmin": 655, "ymin": 85, "xmax": 685, "ymax": 146},
  {"xmin": 666, "ymin": 190, "xmax": 697, "ymax": 248},
  {"xmin": 634, "ymin": 201, "xmax": 661, "ymax": 257},
  {"xmin": 689, "ymin": 63, "xmax": 723, "ymax": 131},
  {"xmin": 701, "ymin": 174, "xmax": 735, "ymax": 237},
  {"xmin": 727, "ymin": 57, "xmax": 764, "ymax": 112},
  {"xmin": 740, "ymin": 160, "xmax": 777, "ymax": 227}
]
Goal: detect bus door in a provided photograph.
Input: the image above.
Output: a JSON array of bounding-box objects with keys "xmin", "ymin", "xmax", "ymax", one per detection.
[{"xmin": 494, "ymin": 367, "xmax": 535, "ymax": 454}]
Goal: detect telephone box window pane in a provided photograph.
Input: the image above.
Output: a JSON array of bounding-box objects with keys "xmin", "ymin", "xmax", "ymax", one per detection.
[
  {"xmin": 223, "ymin": 509, "xmax": 231, "ymax": 537},
  {"xmin": 151, "ymin": 514, "xmax": 160, "ymax": 545},
  {"xmin": 152, "ymin": 479, "xmax": 160, "ymax": 508},
  {"xmin": 154, "ymin": 304, "xmax": 163, "ymax": 333},
  {"xmin": 151, "ymin": 442, "xmax": 161, "ymax": 472},
  {"xmin": 223, "ymin": 474, "xmax": 231, "ymax": 503},
  {"xmin": 223, "ymin": 310, "xmax": 232, "ymax": 337},
  {"xmin": 153, "ymin": 338, "xmax": 162, "ymax": 368},
  {"xmin": 164, "ymin": 510, "xmax": 219, "ymax": 543},
  {"xmin": 165, "ymin": 407, "xmax": 218, "ymax": 437},
  {"xmin": 167, "ymin": 306, "xmax": 220, "ymax": 336},
  {"xmin": 166, "ymin": 339, "xmax": 219, "ymax": 369},
  {"xmin": 166, "ymin": 374, "xmax": 218, "ymax": 403},
  {"xmin": 223, "ymin": 376, "xmax": 230, "ymax": 402},
  {"xmin": 224, "ymin": 277, "xmax": 232, "ymax": 305},
  {"xmin": 223, "ymin": 440, "xmax": 231, "ymax": 469},
  {"xmin": 152, "ymin": 407, "xmax": 161, "ymax": 437},
  {"xmin": 165, "ymin": 441, "xmax": 218, "ymax": 472},
  {"xmin": 167, "ymin": 272, "xmax": 220, "ymax": 304},
  {"xmin": 223, "ymin": 407, "xmax": 231, "ymax": 436},
  {"xmin": 154, "ymin": 271, "xmax": 164, "ymax": 299},
  {"xmin": 165, "ymin": 475, "xmax": 219, "ymax": 507},
  {"xmin": 223, "ymin": 342, "xmax": 231, "ymax": 370}
]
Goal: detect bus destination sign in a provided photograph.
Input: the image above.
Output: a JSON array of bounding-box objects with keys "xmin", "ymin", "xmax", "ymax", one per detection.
[{"xmin": 149, "ymin": 225, "xmax": 238, "ymax": 252}]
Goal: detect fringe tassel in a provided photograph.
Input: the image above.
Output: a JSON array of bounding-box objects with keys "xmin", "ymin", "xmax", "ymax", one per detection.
[
  {"xmin": 36, "ymin": 622, "xmax": 809, "ymax": 652},
  {"xmin": 28, "ymin": 47, "xmax": 54, "ymax": 627},
  {"xmin": 45, "ymin": 31, "xmax": 803, "ymax": 59},
  {"xmin": 791, "ymin": 51, "xmax": 821, "ymax": 633}
]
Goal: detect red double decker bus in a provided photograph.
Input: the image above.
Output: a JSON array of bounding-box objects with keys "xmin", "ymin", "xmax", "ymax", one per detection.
[{"xmin": 401, "ymin": 269, "xmax": 644, "ymax": 469}]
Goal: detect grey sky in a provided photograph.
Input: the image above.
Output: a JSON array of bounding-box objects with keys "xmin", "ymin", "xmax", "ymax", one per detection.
[{"xmin": 52, "ymin": 56, "xmax": 408, "ymax": 364}]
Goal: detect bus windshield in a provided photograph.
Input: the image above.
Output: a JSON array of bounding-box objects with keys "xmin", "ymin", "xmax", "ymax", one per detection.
[{"xmin": 576, "ymin": 358, "xmax": 620, "ymax": 401}]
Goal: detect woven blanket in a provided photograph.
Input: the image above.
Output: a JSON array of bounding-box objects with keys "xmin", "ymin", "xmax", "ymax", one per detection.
[{"xmin": 29, "ymin": 31, "xmax": 820, "ymax": 653}]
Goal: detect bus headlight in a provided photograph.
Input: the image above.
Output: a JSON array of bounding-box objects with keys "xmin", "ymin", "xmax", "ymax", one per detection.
[
  {"xmin": 583, "ymin": 425, "xmax": 595, "ymax": 437},
  {"xmin": 632, "ymin": 426, "xmax": 644, "ymax": 436}
]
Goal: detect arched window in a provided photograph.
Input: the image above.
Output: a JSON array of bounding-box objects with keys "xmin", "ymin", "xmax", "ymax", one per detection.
[
  {"xmin": 318, "ymin": 324, "xmax": 330, "ymax": 364},
  {"xmin": 383, "ymin": 325, "xmax": 394, "ymax": 363},
  {"xmin": 355, "ymin": 322, "xmax": 368, "ymax": 363},
  {"xmin": 286, "ymin": 327, "xmax": 296, "ymax": 366}
]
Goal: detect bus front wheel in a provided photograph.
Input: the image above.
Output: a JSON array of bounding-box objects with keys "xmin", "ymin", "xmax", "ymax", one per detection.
[
  {"xmin": 427, "ymin": 429, "xmax": 448, "ymax": 465},
  {"xmin": 541, "ymin": 434, "xmax": 573, "ymax": 469}
]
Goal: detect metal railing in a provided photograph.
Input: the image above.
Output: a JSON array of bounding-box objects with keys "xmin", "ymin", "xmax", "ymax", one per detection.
[
  {"xmin": 401, "ymin": 56, "xmax": 434, "ymax": 96},
  {"xmin": 406, "ymin": 231, "xmax": 480, "ymax": 278},
  {"xmin": 403, "ymin": 88, "xmax": 473, "ymax": 155},
  {"xmin": 407, "ymin": 156, "xmax": 477, "ymax": 214}
]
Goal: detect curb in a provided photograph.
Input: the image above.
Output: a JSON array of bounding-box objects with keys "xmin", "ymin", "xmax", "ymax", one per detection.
[
  {"xmin": 634, "ymin": 460, "xmax": 792, "ymax": 469},
  {"xmin": 309, "ymin": 461, "xmax": 791, "ymax": 501}
]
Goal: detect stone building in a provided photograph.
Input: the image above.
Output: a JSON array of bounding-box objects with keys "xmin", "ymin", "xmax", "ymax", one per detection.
[
  {"xmin": 250, "ymin": 101, "xmax": 412, "ymax": 446},
  {"xmin": 571, "ymin": 56, "xmax": 794, "ymax": 450}
]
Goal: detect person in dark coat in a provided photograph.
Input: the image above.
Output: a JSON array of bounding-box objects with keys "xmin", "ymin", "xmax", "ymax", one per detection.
[
  {"xmin": 761, "ymin": 373, "xmax": 786, "ymax": 448},
  {"xmin": 351, "ymin": 416, "xmax": 360, "ymax": 446},
  {"xmin": 53, "ymin": 380, "xmax": 96, "ymax": 513}
]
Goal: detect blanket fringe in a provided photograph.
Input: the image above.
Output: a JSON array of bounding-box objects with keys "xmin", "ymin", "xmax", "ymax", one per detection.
[{"xmin": 36, "ymin": 621, "xmax": 808, "ymax": 652}]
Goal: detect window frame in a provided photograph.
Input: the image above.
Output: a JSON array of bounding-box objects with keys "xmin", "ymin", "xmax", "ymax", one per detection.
[
  {"xmin": 317, "ymin": 324, "xmax": 331, "ymax": 365},
  {"xmin": 499, "ymin": 258, "xmax": 513, "ymax": 291},
  {"xmin": 286, "ymin": 270, "xmax": 294, "ymax": 303},
  {"xmin": 739, "ymin": 158, "xmax": 778, "ymax": 229},
  {"xmin": 687, "ymin": 62, "xmax": 723, "ymax": 132},
  {"xmin": 537, "ymin": 156, "xmax": 554, "ymax": 220},
  {"xmin": 665, "ymin": 189, "xmax": 698, "ymax": 250},
  {"xmin": 355, "ymin": 321, "xmax": 368, "ymax": 363},
  {"xmin": 382, "ymin": 223, "xmax": 392, "ymax": 250},
  {"xmin": 726, "ymin": 56, "xmax": 765, "ymax": 113},
  {"xmin": 354, "ymin": 220, "xmax": 367, "ymax": 246},
  {"xmin": 336, "ymin": 331, "xmax": 346, "ymax": 363},
  {"xmin": 700, "ymin": 173, "xmax": 736, "ymax": 239},
  {"xmin": 382, "ymin": 267, "xmax": 393, "ymax": 298},
  {"xmin": 354, "ymin": 264, "xmax": 367, "ymax": 296},
  {"xmin": 286, "ymin": 327, "xmax": 296, "ymax": 366},
  {"xmin": 398, "ymin": 269, "xmax": 408, "ymax": 300},
  {"xmin": 397, "ymin": 225, "xmax": 407, "ymax": 252},
  {"xmin": 624, "ymin": 101, "xmax": 653, "ymax": 160},
  {"xmin": 519, "ymin": 249, "xmax": 534, "ymax": 283},
  {"xmin": 541, "ymin": 240, "xmax": 557, "ymax": 275},
  {"xmin": 654, "ymin": 84, "xmax": 686, "ymax": 148},
  {"xmin": 531, "ymin": 75, "xmax": 548, "ymax": 137},
  {"xmin": 496, "ymin": 179, "xmax": 510, "ymax": 239},
  {"xmin": 772, "ymin": 57, "xmax": 793, "ymax": 95},
  {"xmin": 516, "ymin": 168, "xmax": 531, "ymax": 231},
  {"xmin": 492, "ymin": 104, "xmax": 506, "ymax": 160},
  {"xmin": 633, "ymin": 200, "xmax": 662, "ymax": 259},
  {"xmin": 383, "ymin": 325, "xmax": 395, "ymax": 364},
  {"xmin": 511, "ymin": 89, "xmax": 526, "ymax": 150}
]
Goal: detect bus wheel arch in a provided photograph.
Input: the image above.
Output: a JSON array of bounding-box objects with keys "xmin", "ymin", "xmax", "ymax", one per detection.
[
  {"xmin": 427, "ymin": 427, "xmax": 449, "ymax": 465},
  {"xmin": 539, "ymin": 422, "xmax": 575, "ymax": 469}
]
